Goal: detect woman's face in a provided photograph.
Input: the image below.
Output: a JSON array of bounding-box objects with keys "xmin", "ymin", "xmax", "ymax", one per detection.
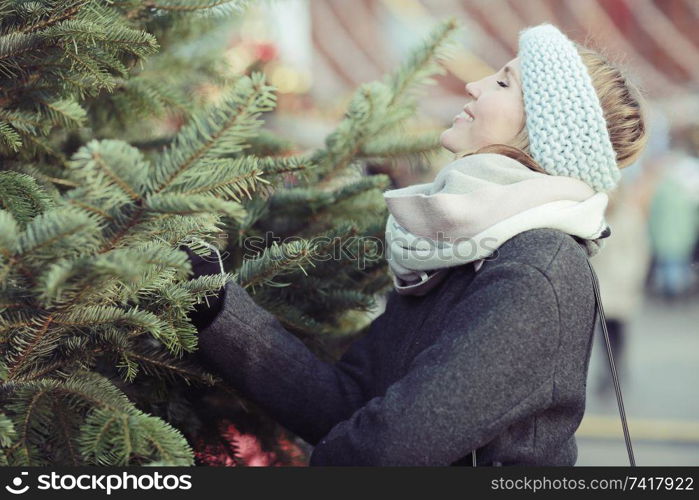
[{"xmin": 440, "ymin": 57, "xmax": 525, "ymax": 155}]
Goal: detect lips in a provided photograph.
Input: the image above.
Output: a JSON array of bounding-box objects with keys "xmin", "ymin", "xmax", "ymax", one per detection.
[
  {"xmin": 454, "ymin": 113, "xmax": 474, "ymax": 123},
  {"xmin": 463, "ymin": 106, "xmax": 475, "ymax": 120}
]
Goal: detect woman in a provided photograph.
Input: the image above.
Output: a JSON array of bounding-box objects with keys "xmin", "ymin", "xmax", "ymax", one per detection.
[{"xmin": 189, "ymin": 23, "xmax": 647, "ymax": 466}]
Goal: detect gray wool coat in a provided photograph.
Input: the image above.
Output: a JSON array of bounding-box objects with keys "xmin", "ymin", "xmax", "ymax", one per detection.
[{"xmin": 195, "ymin": 227, "xmax": 598, "ymax": 466}]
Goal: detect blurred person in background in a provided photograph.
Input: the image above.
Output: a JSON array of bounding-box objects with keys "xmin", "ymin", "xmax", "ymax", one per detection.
[
  {"xmin": 589, "ymin": 106, "xmax": 669, "ymax": 395},
  {"xmin": 647, "ymin": 125, "xmax": 699, "ymax": 302}
]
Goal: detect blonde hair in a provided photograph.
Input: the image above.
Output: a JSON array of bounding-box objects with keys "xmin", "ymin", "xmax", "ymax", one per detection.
[{"xmin": 457, "ymin": 43, "xmax": 649, "ymax": 176}]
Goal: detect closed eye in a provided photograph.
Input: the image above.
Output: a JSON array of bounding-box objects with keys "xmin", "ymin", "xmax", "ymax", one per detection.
[{"xmin": 497, "ymin": 80, "xmax": 508, "ymax": 88}]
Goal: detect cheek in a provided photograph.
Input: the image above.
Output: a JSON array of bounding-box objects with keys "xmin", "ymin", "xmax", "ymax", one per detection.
[{"xmin": 481, "ymin": 99, "xmax": 524, "ymax": 137}]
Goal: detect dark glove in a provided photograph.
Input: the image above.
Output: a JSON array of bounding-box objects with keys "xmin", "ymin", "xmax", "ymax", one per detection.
[{"xmin": 180, "ymin": 245, "xmax": 226, "ymax": 331}]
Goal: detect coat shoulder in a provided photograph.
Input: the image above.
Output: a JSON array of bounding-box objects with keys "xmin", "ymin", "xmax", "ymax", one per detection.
[
  {"xmin": 481, "ymin": 229, "xmax": 597, "ymax": 327},
  {"xmin": 486, "ymin": 228, "xmax": 592, "ymax": 278}
]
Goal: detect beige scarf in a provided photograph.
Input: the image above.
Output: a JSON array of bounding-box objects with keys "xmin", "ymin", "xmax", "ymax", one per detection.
[{"xmin": 383, "ymin": 153, "xmax": 611, "ymax": 296}]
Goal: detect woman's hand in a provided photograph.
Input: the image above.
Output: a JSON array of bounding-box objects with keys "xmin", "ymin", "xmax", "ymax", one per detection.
[{"xmin": 180, "ymin": 245, "xmax": 226, "ymax": 330}]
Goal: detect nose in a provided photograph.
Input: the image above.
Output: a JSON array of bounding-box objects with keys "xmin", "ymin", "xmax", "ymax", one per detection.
[{"xmin": 465, "ymin": 81, "xmax": 479, "ymax": 100}]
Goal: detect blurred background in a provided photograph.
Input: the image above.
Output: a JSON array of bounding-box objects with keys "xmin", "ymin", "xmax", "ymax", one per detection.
[{"xmin": 213, "ymin": 0, "xmax": 699, "ymax": 465}]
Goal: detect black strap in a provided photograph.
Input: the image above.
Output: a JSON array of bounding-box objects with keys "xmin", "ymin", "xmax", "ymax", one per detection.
[
  {"xmin": 471, "ymin": 243, "xmax": 636, "ymax": 467},
  {"xmin": 585, "ymin": 252, "xmax": 636, "ymax": 466}
]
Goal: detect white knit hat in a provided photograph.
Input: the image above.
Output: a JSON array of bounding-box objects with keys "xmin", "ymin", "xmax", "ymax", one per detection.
[{"xmin": 518, "ymin": 23, "xmax": 620, "ymax": 193}]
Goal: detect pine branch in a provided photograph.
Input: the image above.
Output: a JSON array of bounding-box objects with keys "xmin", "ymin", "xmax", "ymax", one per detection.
[
  {"xmin": 107, "ymin": 76, "xmax": 189, "ymax": 124},
  {"xmin": 265, "ymin": 174, "xmax": 389, "ymax": 238},
  {"xmin": 17, "ymin": 1, "xmax": 87, "ymax": 35},
  {"xmin": 360, "ymin": 130, "xmax": 442, "ymax": 158},
  {"xmin": 267, "ymin": 187, "xmax": 334, "ymax": 215},
  {"xmin": 0, "ymin": 412, "xmax": 16, "ymax": 448},
  {"xmin": 4, "ymin": 371, "xmax": 194, "ymax": 466},
  {"xmin": 255, "ymin": 299, "xmax": 330, "ymax": 337},
  {"xmin": 67, "ymin": 139, "xmax": 150, "ymax": 201},
  {"xmin": 145, "ymin": 193, "xmax": 247, "ymax": 220},
  {"xmin": 236, "ymin": 239, "xmax": 316, "ymax": 291},
  {"xmin": 51, "ymin": 306, "xmax": 196, "ymax": 357},
  {"xmin": 151, "ymin": 72, "xmax": 277, "ymax": 193},
  {"xmin": 3, "ymin": 164, "xmax": 69, "ymax": 199},
  {"xmin": 56, "ymin": 49, "xmax": 117, "ymax": 92},
  {"xmin": 12, "ymin": 134, "xmax": 66, "ymax": 164},
  {"xmin": 0, "ymin": 108, "xmax": 46, "ymax": 135},
  {"xmin": 44, "ymin": 19, "xmax": 158, "ymax": 59},
  {"xmin": 163, "ymin": 154, "xmax": 316, "ymax": 201},
  {"xmin": 174, "ymin": 273, "xmax": 232, "ymax": 308},
  {"xmin": 51, "ymin": 399, "xmax": 81, "ymax": 464},
  {"xmin": 112, "ymin": 343, "xmax": 217, "ymax": 386},
  {"xmin": 133, "ymin": 0, "xmax": 253, "ymax": 17},
  {"xmin": 385, "ymin": 17, "xmax": 461, "ymax": 107},
  {"xmin": 0, "ymin": 32, "xmax": 42, "ymax": 78},
  {"xmin": 243, "ymin": 129, "xmax": 295, "ymax": 157},
  {"xmin": 0, "ymin": 171, "xmax": 54, "ymax": 225},
  {"xmin": 13, "ymin": 206, "xmax": 102, "ymax": 263},
  {"xmin": 100, "ymin": 212, "xmax": 223, "ymax": 253},
  {"xmin": 265, "ymin": 278, "xmax": 377, "ymax": 321},
  {"xmin": 36, "ymin": 244, "xmax": 191, "ymax": 307},
  {"xmin": 3, "ymin": 313, "xmax": 58, "ymax": 383},
  {"xmin": 64, "ymin": 198, "xmax": 115, "ymax": 222},
  {"xmin": 329, "ymin": 174, "xmax": 391, "ymax": 204},
  {"xmin": 35, "ymin": 97, "xmax": 87, "ymax": 129},
  {"xmin": 0, "ymin": 121, "xmax": 21, "ymax": 151},
  {"xmin": 310, "ymin": 18, "xmax": 461, "ymax": 181}
]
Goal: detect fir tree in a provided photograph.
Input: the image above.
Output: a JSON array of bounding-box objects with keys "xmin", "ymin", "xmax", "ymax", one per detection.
[{"xmin": 0, "ymin": 0, "xmax": 461, "ymax": 465}]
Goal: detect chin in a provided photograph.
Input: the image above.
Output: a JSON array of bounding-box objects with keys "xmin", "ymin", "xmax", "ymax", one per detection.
[{"xmin": 439, "ymin": 129, "xmax": 457, "ymax": 153}]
